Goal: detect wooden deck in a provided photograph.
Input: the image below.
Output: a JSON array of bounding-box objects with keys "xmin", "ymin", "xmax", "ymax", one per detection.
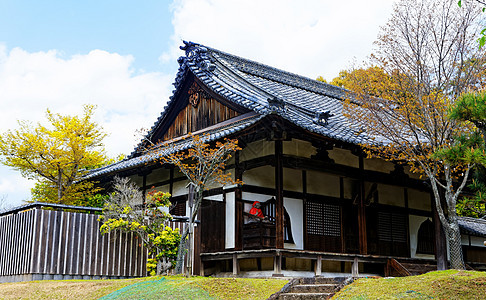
[{"xmin": 199, "ymin": 248, "xmax": 429, "ymax": 277}]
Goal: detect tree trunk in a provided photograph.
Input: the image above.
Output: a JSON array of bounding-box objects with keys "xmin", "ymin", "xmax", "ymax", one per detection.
[
  {"xmin": 175, "ymin": 189, "xmax": 203, "ymax": 275},
  {"xmin": 445, "ymin": 219, "xmax": 466, "ymax": 270}
]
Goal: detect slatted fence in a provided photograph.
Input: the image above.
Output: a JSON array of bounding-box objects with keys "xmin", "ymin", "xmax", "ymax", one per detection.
[{"xmin": 0, "ymin": 203, "xmax": 187, "ymax": 283}]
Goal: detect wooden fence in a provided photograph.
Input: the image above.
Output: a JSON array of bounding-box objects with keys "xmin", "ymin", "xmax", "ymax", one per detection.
[{"xmin": 0, "ymin": 202, "xmax": 187, "ymax": 283}]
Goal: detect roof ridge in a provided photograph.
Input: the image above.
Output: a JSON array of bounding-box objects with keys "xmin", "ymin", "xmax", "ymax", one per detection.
[{"xmin": 205, "ymin": 45, "xmax": 348, "ymax": 99}]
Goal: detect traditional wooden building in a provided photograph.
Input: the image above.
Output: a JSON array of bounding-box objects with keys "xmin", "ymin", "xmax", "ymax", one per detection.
[{"xmin": 87, "ymin": 41, "xmax": 486, "ymax": 277}]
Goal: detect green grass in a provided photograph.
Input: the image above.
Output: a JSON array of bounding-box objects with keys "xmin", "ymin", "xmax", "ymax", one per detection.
[
  {"xmin": 332, "ymin": 270, "xmax": 486, "ymax": 300},
  {"xmin": 0, "ymin": 276, "xmax": 288, "ymax": 300},
  {"xmin": 100, "ymin": 276, "xmax": 288, "ymax": 300}
]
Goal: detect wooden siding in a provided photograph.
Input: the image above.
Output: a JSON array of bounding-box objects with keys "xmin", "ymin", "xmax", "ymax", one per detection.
[
  {"xmin": 163, "ymin": 83, "xmax": 240, "ymax": 140},
  {"xmin": 0, "ymin": 208, "xmax": 147, "ymax": 277}
]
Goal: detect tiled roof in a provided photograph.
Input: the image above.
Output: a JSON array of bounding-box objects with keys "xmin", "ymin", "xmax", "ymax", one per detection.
[
  {"xmin": 85, "ymin": 112, "xmax": 263, "ymax": 179},
  {"xmin": 140, "ymin": 41, "xmax": 376, "ymax": 155},
  {"xmin": 88, "ymin": 41, "xmax": 377, "ymax": 179},
  {"xmin": 458, "ymin": 217, "xmax": 486, "ymax": 237}
]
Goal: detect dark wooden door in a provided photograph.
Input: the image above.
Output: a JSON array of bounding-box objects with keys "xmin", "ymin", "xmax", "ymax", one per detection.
[
  {"xmin": 367, "ymin": 205, "xmax": 409, "ymax": 257},
  {"xmin": 199, "ymin": 200, "xmax": 225, "ymax": 253}
]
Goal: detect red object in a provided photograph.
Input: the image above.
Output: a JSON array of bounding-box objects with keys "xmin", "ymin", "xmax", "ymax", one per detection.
[{"xmin": 249, "ymin": 201, "xmax": 264, "ymax": 218}]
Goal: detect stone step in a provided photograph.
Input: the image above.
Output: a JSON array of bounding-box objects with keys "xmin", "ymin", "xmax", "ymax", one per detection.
[
  {"xmin": 278, "ymin": 292, "xmax": 333, "ymax": 300},
  {"xmin": 399, "ymin": 263, "xmax": 437, "ymax": 275},
  {"xmin": 299, "ymin": 277, "xmax": 345, "ymax": 285},
  {"xmin": 290, "ymin": 284, "xmax": 337, "ymax": 293}
]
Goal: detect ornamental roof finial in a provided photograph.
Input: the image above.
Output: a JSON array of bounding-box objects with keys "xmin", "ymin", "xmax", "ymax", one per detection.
[{"xmin": 180, "ymin": 40, "xmax": 215, "ymax": 72}]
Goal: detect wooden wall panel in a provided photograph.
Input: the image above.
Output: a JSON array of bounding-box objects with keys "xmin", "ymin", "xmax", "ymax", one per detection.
[{"xmin": 163, "ymin": 94, "xmax": 240, "ymax": 141}]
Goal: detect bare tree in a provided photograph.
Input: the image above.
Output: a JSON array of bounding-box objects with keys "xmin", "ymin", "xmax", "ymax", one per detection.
[
  {"xmin": 344, "ymin": 0, "xmax": 486, "ymax": 269},
  {"xmin": 0, "ymin": 195, "xmax": 12, "ymax": 213}
]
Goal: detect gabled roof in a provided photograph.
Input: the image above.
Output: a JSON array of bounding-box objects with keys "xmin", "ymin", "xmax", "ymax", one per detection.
[
  {"xmin": 140, "ymin": 41, "xmax": 374, "ymax": 154},
  {"xmin": 88, "ymin": 41, "xmax": 375, "ymax": 179}
]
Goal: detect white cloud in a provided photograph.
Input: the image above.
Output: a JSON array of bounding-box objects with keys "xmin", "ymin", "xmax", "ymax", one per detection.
[
  {"xmin": 0, "ymin": 45, "xmax": 173, "ymax": 206},
  {"xmin": 164, "ymin": 0, "xmax": 394, "ymax": 81}
]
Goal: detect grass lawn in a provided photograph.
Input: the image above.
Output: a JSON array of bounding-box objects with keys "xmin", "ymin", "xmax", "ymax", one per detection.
[
  {"xmin": 332, "ymin": 270, "xmax": 486, "ymax": 299},
  {"xmin": 0, "ymin": 276, "xmax": 288, "ymax": 300}
]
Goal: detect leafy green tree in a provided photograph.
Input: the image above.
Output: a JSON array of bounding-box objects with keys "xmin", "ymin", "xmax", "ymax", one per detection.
[
  {"xmin": 448, "ymin": 90, "xmax": 486, "ymax": 218},
  {"xmin": 99, "ymin": 176, "xmax": 181, "ymax": 275},
  {"xmin": 0, "ymin": 105, "xmax": 106, "ymax": 205}
]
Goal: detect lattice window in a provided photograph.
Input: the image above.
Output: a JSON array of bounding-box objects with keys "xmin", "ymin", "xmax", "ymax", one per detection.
[
  {"xmin": 377, "ymin": 211, "xmax": 407, "ymax": 243},
  {"xmin": 306, "ymin": 202, "xmax": 340, "ymax": 237}
]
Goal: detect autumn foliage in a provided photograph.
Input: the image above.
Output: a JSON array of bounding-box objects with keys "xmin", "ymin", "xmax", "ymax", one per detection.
[
  {"xmin": 329, "ymin": 0, "xmax": 486, "ymax": 270},
  {"xmin": 151, "ymin": 133, "xmax": 241, "ymax": 274}
]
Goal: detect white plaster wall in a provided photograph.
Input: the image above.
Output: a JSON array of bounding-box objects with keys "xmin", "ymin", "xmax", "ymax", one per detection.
[
  {"xmin": 225, "ymin": 192, "xmax": 235, "ymax": 249},
  {"xmin": 243, "ymin": 166, "xmax": 275, "ymax": 188},
  {"xmin": 462, "ymin": 235, "xmax": 470, "ymax": 245},
  {"xmin": 283, "ymin": 139, "xmax": 316, "ymax": 158},
  {"xmin": 408, "ymin": 189, "xmax": 431, "ymax": 211},
  {"xmin": 146, "ymin": 168, "xmax": 170, "ymax": 186},
  {"xmin": 363, "ymin": 158, "xmax": 395, "ymax": 173},
  {"xmin": 151, "ymin": 185, "xmax": 170, "ymax": 194},
  {"xmin": 307, "ymin": 171, "xmax": 340, "ymax": 198},
  {"xmin": 128, "ymin": 174, "xmax": 143, "ymax": 187},
  {"xmin": 204, "ymin": 194, "xmax": 223, "ymax": 201},
  {"xmin": 174, "ymin": 168, "xmax": 186, "ymax": 179},
  {"xmin": 172, "ymin": 179, "xmax": 189, "ymax": 197},
  {"xmin": 470, "ymin": 236, "xmax": 486, "ymax": 247},
  {"xmin": 242, "ymin": 192, "xmax": 273, "ymax": 203},
  {"xmin": 378, "ymin": 184, "xmax": 405, "ymax": 207},
  {"xmin": 403, "ymin": 166, "xmax": 421, "ymax": 180},
  {"xmin": 240, "ymin": 140, "xmax": 274, "ymax": 162},
  {"xmin": 284, "ymin": 197, "xmax": 304, "ymax": 250},
  {"xmin": 284, "ymin": 168, "xmax": 302, "ymax": 192},
  {"xmin": 409, "ymin": 215, "xmax": 434, "ymax": 259},
  {"xmin": 342, "ymin": 177, "xmax": 357, "ymax": 200},
  {"xmin": 328, "ymin": 148, "xmax": 359, "ymax": 168}
]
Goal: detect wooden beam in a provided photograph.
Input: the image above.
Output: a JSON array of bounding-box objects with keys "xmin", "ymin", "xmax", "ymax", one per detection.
[
  {"xmin": 275, "ymin": 140, "xmax": 284, "ymax": 249},
  {"xmin": 358, "ymin": 155, "xmax": 368, "ymax": 255}
]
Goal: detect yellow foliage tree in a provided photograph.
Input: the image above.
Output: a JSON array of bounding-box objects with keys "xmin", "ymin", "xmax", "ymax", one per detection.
[{"xmin": 0, "ymin": 105, "xmax": 107, "ymax": 205}]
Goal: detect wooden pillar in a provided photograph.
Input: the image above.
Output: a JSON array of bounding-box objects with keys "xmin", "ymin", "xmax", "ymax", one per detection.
[
  {"xmin": 235, "ymin": 151, "xmax": 243, "ymax": 251},
  {"xmin": 142, "ymin": 173, "xmax": 147, "ymax": 203},
  {"xmin": 352, "ymin": 257, "xmax": 359, "ymax": 277},
  {"xmin": 193, "ymin": 223, "xmax": 201, "ymax": 275},
  {"xmin": 303, "ymin": 170, "xmax": 308, "ymax": 250},
  {"xmin": 432, "ymin": 193, "xmax": 447, "ymax": 270},
  {"xmin": 358, "ymin": 155, "xmax": 368, "ymax": 255},
  {"xmin": 275, "ymin": 140, "xmax": 284, "ymax": 249},
  {"xmin": 315, "ymin": 255, "xmax": 322, "ymax": 276},
  {"xmin": 232, "ymin": 253, "xmax": 239, "ymax": 276},
  {"xmin": 273, "ymin": 251, "xmax": 283, "ymax": 276},
  {"xmin": 169, "ymin": 167, "xmax": 174, "ymax": 195}
]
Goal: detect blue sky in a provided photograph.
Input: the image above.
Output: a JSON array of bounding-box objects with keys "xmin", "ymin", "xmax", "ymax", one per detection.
[
  {"xmin": 0, "ymin": 0, "xmax": 176, "ymax": 74},
  {"xmin": 0, "ymin": 0, "xmax": 395, "ymax": 207}
]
